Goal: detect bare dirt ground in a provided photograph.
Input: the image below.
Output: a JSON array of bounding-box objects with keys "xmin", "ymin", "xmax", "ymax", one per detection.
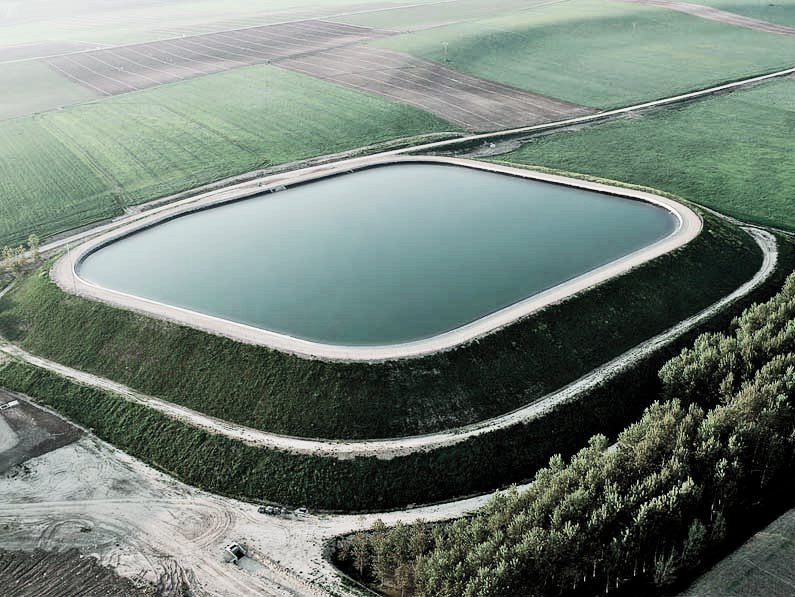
[
  {"xmin": 614, "ymin": 0, "xmax": 795, "ymax": 35},
  {"xmin": 681, "ymin": 507, "xmax": 795, "ymax": 596},
  {"xmin": 43, "ymin": 20, "xmax": 393, "ymax": 96},
  {"xmin": 0, "ymin": 548, "xmax": 156, "ymax": 597},
  {"xmin": 275, "ymin": 46, "xmax": 594, "ymax": 130},
  {"xmin": 0, "ymin": 392, "xmax": 82, "ymax": 474},
  {"xmin": 0, "ymin": 399, "xmax": 496, "ymax": 597}
]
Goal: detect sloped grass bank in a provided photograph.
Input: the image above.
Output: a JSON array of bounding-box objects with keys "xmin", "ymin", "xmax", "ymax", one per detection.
[
  {"xmin": 0, "ymin": 205, "xmax": 760, "ymax": 440},
  {"xmin": 0, "ymin": 237, "xmax": 790, "ymax": 512}
]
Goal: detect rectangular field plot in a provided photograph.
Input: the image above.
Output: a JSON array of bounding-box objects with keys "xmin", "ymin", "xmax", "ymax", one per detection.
[
  {"xmin": 0, "ymin": 64, "xmax": 454, "ymax": 247},
  {"xmin": 44, "ymin": 20, "xmax": 391, "ymax": 96},
  {"xmin": 0, "ymin": 61, "xmax": 100, "ymax": 121},
  {"xmin": 277, "ymin": 46, "xmax": 594, "ymax": 130}
]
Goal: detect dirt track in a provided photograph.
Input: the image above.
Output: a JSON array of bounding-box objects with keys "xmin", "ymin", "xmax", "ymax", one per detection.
[{"xmin": 615, "ymin": 0, "xmax": 795, "ymax": 35}]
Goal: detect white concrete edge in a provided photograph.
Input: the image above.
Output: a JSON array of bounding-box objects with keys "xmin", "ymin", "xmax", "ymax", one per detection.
[{"xmin": 51, "ymin": 156, "xmax": 702, "ymax": 362}]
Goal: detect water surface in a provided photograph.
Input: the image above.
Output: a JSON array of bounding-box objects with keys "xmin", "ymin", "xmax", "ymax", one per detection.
[{"xmin": 78, "ymin": 164, "xmax": 677, "ymax": 344}]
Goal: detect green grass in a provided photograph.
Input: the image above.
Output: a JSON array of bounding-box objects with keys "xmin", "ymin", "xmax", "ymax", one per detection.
[
  {"xmin": 494, "ymin": 77, "xmax": 795, "ymax": 230},
  {"xmin": 371, "ymin": 0, "xmax": 795, "ymax": 108},
  {"xmin": 0, "ymin": 61, "xmax": 99, "ymax": 122},
  {"xmin": 0, "ymin": 64, "xmax": 455, "ymax": 246},
  {"xmin": 333, "ymin": 0, "xmax": 545, "ymax": 31},
  {"xmin": 681, "ymin": 508, "xmax": 795, "ymax": 596},
  {"xmin": 699, "ymin": 0, "xmax": 795, "ymax": 27},
  {"xmin": 0, "ymin": 205, "xmax": 760, "ymax": 440}
]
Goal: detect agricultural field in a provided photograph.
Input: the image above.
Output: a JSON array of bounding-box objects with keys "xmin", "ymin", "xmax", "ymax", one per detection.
[
  {"xmin": 365, "ymin": 0, "xmax": 795, "ymax": 108},
  {"xmin": 681, "ymin": 506, "xmax": 795, "ymax": 596},
  {"xmin": 700, "ymin": 0, "xmax": 795, "ymax": 27},
  {"xmin": 0, "ymin": 61, "xmax": 98, "ymax": 121},
  {"xmin": 0, "ymin": 0, "xmax": 444, "ymax": 47},
  {"xmin": 0, "ymin": 64, "xmax": 455, "ymax": 247},
  {"xmin": 495, "ymin": 77, "xmax": 795, "ymax": 230}
]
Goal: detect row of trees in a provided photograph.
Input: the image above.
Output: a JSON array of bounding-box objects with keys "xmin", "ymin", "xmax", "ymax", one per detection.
[
  {"xmin": 335, "ymin": 274, "xmax": 795, "ymax": 596},
  {"xmin": 1, "ymin": 234, "xmax": 40, "ymax": 276}
]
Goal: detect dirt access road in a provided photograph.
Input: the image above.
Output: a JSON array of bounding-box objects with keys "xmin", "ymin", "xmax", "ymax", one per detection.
[{"xmin": 0, "ymin": 398, "xmax": 502, "ymax": 597}]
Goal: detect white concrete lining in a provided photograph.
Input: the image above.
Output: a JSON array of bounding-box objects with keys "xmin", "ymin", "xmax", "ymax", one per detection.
[{"xmin": 51, "ymin": 156, "xmax": 702, "ymax": 362}]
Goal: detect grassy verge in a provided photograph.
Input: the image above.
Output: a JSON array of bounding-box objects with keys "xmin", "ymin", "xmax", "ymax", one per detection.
[
  {"xmin": 0, "ymin": 237, "xmax": 791, "ymax": 512},
  {"xmin": 370, "ymin": 0, "xmax": 795, "ymax": 108},
  {"xmin": 0, "ymin": 63, "xmax": 456, "ymax": 247},
  {"xmin": 0, "ymin": 199, "xmax": 759, "ymax": 440},
  {"xmin": 494, "ymin": 77, "xmax": 795, "ymax": 230}
]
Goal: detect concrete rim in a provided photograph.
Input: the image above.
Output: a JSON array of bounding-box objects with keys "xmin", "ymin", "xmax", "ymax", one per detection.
[{"xmin": 51, "ymin": 156, "xmax": 702, "ymax": 362}]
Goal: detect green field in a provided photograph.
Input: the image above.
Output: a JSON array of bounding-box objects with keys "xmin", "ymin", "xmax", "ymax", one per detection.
[
  {"xmin": 334, "ymin": 0, "xmax": 545, "ymax": 31},
  {"xmin": 682, "ymin": 507, "xmax": 795, "ymax": 596},
  {"xmin": 0, "ymin": 201, "xmax": 760, "ymax": 440},
  {"xmin": 0, "ymin": 64, "xmax": 455, "ymax": 247},
  {"xmin": 0, "ymin": 61, "xmax": 98, "ymax": 122},
  {"xmin": 700, "ymin": 0, "xmax": 795, "ymax": 26},
  {"xmin": 367, "ymin": 0, "xmax": 795, "ymax": 108},
  {"xmin": 494, "ymin": 77, "xmax": 795, "ymax": 230}
]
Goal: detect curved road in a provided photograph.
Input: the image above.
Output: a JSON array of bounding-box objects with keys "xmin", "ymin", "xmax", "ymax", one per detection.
[{"xmin": 0, "ymin": 228, "xmax": 778, "ymax": 459}]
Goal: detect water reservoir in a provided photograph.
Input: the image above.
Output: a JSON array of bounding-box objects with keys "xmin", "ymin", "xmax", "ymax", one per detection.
[{"xmin": 77, "ymin": 163, "xmax": 678, "ymax": 345}]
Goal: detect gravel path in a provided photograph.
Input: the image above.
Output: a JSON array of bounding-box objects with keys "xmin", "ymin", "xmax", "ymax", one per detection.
[{"xmin": 1, "ymin": 228, "xmax": 777, "ymax": 459}]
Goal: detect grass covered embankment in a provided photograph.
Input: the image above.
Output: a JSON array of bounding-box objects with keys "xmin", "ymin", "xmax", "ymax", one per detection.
[
  {"xmin": 496, "ymin": 77, "xmax": 795, "ymax": 230},
  {"xmin": 0, "ymin": 238, "xmax": 791, "ymax": 512},
  {"xmin": 0, "ymin": 205, "xmax": 761, "ymax": 440}
]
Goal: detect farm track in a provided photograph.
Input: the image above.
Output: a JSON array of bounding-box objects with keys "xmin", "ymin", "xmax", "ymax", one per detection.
[
  {"xmin": 0, "ymin": 228, "xmax": 778, "ymax": 458},
  {"xmin": 613, "ymin": 0, "xmax": 795, "ymax": 35}
]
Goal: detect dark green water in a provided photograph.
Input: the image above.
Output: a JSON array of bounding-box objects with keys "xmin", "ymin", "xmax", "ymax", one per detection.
[{"xmin": 78, "ymin": 164, "xmax": 676, "ymax": 345}]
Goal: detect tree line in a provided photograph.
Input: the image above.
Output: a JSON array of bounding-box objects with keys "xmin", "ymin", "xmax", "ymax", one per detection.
[{"xmin": 334, "ymin": 273, "xmax": 795, "ymax": 596}]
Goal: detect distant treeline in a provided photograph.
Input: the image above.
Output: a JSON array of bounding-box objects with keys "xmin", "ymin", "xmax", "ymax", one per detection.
[{"xmin": 334, "ymin": 273, "xmax": 795, "ymax": 596}]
